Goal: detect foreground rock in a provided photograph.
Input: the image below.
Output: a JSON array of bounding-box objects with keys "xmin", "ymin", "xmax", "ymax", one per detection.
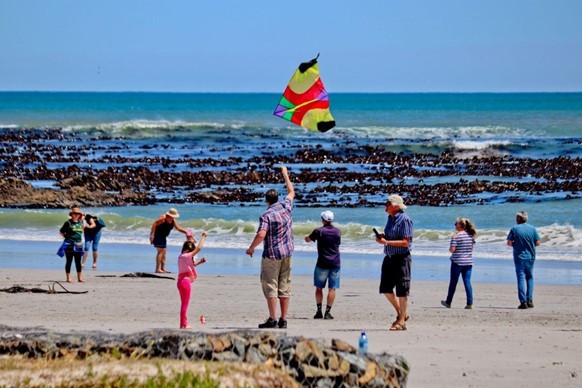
[{"xmin": 0, "ymin": 325, "xmax": 409, "ymax": 387}]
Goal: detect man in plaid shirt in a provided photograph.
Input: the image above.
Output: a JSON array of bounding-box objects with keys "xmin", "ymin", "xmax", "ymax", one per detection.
[{"xmin": 246, "ymin": 166, "xmax": 295, "ymax": 329}]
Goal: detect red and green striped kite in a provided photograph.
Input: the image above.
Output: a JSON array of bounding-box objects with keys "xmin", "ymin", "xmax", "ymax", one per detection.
[{"xmin": 273, "ymin": 55, "xmax": 336, "ymax": 132}]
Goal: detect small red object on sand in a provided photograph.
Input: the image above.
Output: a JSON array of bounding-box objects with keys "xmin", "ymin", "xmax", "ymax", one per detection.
[{"xmin": 200, "ymin": 315, "xmax": 206, "ymax": 325}]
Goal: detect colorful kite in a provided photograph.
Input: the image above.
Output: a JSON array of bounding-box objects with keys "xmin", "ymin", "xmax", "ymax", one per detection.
[{"xmin": 273, "ymin": 55, "xmax": 336, "ymax": 132}]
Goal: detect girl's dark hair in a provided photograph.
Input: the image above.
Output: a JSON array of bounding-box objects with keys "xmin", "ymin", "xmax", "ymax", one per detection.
[{"xmin": 182, "ymin": 241, "xmax": 196, "ymax": 253}]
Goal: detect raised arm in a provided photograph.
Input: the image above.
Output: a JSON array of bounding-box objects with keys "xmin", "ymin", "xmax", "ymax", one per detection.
[
  {"xmin": 281, "ymin": 166, "xmax": 295, "ymax": 201},
  {"xmin": 192, "ymin": 231, "xmax": 208, "ymax": 255}
]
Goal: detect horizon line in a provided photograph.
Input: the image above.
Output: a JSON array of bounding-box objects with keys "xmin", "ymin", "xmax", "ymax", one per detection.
[{"xmin": 1, "ymin": 90, "xmax": 582, "ymax": 94}]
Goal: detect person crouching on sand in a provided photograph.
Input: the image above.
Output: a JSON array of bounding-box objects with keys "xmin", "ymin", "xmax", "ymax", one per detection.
[{"xmin": 177, "ymin": 231, "xmax": 207, "ymax": 329}]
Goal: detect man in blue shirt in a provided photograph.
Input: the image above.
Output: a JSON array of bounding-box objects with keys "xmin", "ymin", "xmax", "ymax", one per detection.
[
  {"xmin": 376, "ymin": 195, "xmax": 413, "ymax": 331},
  {"xmin": 507, "ymin": 211, "xmax": 541, "ymax": 309}
]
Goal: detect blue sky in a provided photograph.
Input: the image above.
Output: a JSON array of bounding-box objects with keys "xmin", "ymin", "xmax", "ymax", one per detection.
[{"xmin": 1, "ymin": 0, "xmax": 581, "ymax": 92}]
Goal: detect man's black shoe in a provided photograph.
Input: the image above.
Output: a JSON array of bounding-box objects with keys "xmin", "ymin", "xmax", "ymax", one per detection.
[
  {"xmin": 527, "ymin": 301, "xmax": 534, "ymax": 308},
  {"xmin": 278, "ymin": 318, "xmax": 287, "ymax": 329},
  {"xmin": 258, "ymin": 317, "xmax": 278, "ymax": 329},
  {"xmin": 324, "ymin": 312, "xmax": 334, "ymax": 320},
  {"xmin": 518, "ymin": 302, "xmax": 528, "ymax": 309},
  {"xmin": 314, "ymin": 311, "xmax": 323, "ymax": 319}
]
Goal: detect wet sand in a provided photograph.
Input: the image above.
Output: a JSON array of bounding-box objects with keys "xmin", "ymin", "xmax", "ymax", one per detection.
[{"xmin": 1, "ymin": 269, "xmax": 581, "ymax": 387}]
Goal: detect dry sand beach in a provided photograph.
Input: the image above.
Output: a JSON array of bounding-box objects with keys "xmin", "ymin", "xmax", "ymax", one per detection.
[{"xmin": 1, "ymin": 269, "xmax": 581, "ymax": 387}]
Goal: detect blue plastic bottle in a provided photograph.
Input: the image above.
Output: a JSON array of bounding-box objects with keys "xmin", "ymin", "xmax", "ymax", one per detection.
[{"xmin": 359, "ymin": 331, "xmax": 368, "ymax": 353}]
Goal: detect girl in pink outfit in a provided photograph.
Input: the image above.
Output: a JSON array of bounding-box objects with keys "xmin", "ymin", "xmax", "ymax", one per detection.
[{"xmin": 177, "ymin": 231, "xmax": 207, "ymax": 329}]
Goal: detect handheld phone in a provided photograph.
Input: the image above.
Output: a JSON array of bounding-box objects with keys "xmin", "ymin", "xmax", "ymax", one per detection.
[{"xmin": 373, "ymin": 228, "xmax": 381, "ymax": 239}]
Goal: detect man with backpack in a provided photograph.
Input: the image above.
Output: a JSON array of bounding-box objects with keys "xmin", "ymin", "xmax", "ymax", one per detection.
[{"xmin": 83, "ymin": 213, "xmax": 105, "ymax": 269}]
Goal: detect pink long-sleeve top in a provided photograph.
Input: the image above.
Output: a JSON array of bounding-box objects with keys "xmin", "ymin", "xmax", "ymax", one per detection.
[{"xmin": 177, "ymin": 252, "xmax": 198, "ymax": 282}]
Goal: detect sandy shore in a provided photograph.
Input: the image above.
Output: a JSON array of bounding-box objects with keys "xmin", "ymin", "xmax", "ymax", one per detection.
[{"xmin": 1, "ymin": 269, "xmax": 581, "ymax": 387}]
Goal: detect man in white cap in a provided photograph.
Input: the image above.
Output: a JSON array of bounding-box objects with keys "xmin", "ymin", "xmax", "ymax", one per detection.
[
  {"xmin": 376, "ymin": 195, "xmax": 413, "ymax": 331},
  {"xmin": 305, "ymin": 210, "xmax": 342, "ymax": 320},
  {"xmin": 507, "ymin": 210, "xmax": 540, "ymax": 309},
  {"xmin": 150, "ymin": 208, "xmax": 192, "ymax": 273}
]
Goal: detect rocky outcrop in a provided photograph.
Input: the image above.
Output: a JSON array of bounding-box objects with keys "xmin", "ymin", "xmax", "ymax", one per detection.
[
  {"xmin": 0, "ymin": 177, "xmax": 154, "ymax": 208},
  {"xmin": 0, "ymin": 325, "xmax": 409, "ymax": 387}
]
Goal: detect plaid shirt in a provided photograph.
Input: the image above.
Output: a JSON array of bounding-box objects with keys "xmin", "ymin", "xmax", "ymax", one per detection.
[
  {"xmin": 258, "ymin": 198, "xmax": 294, "ymax": 260},
  {"xmin": 384, "ymin": 210, "xmax": 413, "ymax": 256}
]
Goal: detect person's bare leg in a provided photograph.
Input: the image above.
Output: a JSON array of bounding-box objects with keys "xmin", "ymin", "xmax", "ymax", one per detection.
[
  {"xmin": 155, "ymin": 248, "xmax": 166, "ymax": 273},
  {"xmin": 81, "ymin": 251, "xmax": 88, "ymax": 268},
  {"xmin": 77, "ymin": 272, "xmax": 84, "ymax": 282},
  {"xmin": 279, "ymin": 297, "xmax": 290, "ymax": 320},
  {"xmin": 315, "ymin": 288, "xmax": 323, "ymax": 304},
  {"xmin": 66, "ymin": 273, "xmax": 73, "ymax": 283},
  {"xmin": 267, "ymin": 297, "xmax": 277, "ymax": 319},
  {"xmin": 160, "ymin": 250, "xmax": 169, "ymax": 272},
  {"xmin": 384, "ymin": 293, "xmax": 401, "ymax": 319},
  {"xmin": 327, "ymin": 288, "xmax": 336, "ymax": 307},
  {"xmin": 92, "ymin": 251, "xmax": 99, "ymax": 269},
  {"xmin": 398, "ymin": 296, "xmax": 408, "ymax": 323}
]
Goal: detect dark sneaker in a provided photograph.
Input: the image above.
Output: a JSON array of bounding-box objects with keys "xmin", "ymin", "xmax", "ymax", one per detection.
[
  {"xmin": 324, "ymin": 312, "xmax": 334, "ymax": 320},
  {"xmin": 278, "ymin": 318, "xmax": 287, "ymax": 329},
  {"xmin": 518, "ymin": 302, "xmax": 528, "ymax": 309},
  {"xmin": 441, "ymin": 300, "xmax": 451, "ymax": 308},
  {"xmin": 465, "ymin": 305, "xmax": 473, "ymax": 310},
  {"xmin": 258, "ymin": 317, "xmax": 277, "ymax": 329},
  {"xmin": 314, "ymin": 311, "xmax": 323, "ymax": 319},
  {"xmin": 527, "ymin": 301, "xmax": 534, "ymax": 308}
]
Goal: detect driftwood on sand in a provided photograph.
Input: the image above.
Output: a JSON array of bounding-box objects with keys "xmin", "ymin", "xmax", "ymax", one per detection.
[
  {"xmin": 119, "ymin": 272, "xmax": 175, "ymax": 280},
  {"xmin": 0, "ymin": 282, "xmax": 88, "ymax": 294}
]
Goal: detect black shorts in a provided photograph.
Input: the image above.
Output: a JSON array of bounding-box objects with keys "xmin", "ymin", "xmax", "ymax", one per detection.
[
  {"xmin": 153, "ymin": 235, "xmax": 167, "ymax": 248},
  {"xmin": 379, "ymin": 252, "xmax": 411, "ymax": 297}
]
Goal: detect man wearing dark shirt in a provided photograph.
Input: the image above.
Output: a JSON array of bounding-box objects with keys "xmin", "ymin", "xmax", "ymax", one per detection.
[{"xmin": 305, "ymin": 211, "xmax": 341, "ymax": 320}]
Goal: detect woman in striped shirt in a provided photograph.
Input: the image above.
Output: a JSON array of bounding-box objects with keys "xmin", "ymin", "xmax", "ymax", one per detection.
[{"xmin": 441, "ymin": 218, "xmax": 477, "ymax": 309}]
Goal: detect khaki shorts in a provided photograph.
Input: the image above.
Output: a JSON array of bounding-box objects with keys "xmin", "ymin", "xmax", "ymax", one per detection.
[{"xmin": 261, "ymin": 256, "xmax": 292, "ymax": 298}]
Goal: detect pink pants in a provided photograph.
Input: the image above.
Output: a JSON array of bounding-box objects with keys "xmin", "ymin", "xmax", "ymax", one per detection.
[{"xmin": 177, "ymin": 275, "xmax": 192, "ymax": 328}]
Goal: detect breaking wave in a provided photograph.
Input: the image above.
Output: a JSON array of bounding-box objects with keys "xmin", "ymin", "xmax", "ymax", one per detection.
[{"xmin": 1, "ymin": 211, "xmax": 579, "ymax": 261}]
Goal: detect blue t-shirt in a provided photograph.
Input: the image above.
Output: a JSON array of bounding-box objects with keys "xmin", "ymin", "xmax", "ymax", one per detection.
[
  {"xmin": 309, "ymin": 224, "xmax": 341, "ymax": 269},
  {"xmin": 507, "ymin": 223, "xmax": 540, "ymax": 260}
]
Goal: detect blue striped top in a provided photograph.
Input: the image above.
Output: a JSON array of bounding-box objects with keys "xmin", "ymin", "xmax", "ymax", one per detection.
[
  {"xmin": 383, "ymin": 211, "xmax": 414, "ymax": 256},
  {"xmin": 450, "ymin": 231, "xmax": 475, "ymax": 265}
]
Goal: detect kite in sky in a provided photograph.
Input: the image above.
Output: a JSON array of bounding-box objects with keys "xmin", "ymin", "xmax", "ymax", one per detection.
[{"xmin": 273, "ymin": 55, "xmax": 336, "ymax": 132}]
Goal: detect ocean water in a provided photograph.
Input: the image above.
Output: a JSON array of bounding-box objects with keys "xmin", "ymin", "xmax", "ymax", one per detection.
[{"xmin": 1, "ymin": 92, "xmax": 581, "ymax": 282}]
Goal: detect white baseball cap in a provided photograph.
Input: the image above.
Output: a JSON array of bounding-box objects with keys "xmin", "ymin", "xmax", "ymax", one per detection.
[{"xmin": 321, "ymin": 211, "xmax": 334, "ymax": 222}]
